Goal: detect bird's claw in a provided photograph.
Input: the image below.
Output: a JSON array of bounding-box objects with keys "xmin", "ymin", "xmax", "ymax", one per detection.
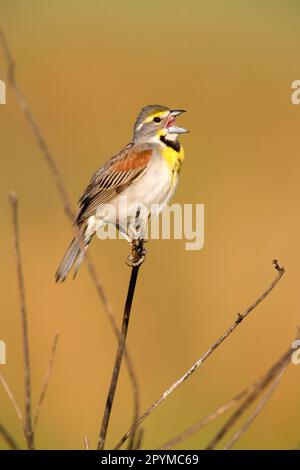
[
  {"xmin": 126, "ymin": 240, "xmax": 147, "ymax": 267},
  {"xmin": 126, "ymin": 254, "xmax": 145, "ymax": 267}
]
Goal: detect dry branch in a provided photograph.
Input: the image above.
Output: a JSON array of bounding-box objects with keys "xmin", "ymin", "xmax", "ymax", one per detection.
[
  {"xmin": 206, "ymin": 344, "xmax": 295, "ymax": 449},
  {"xmin": 0, "ymin": 423, "xmax": 19, "ymax": 450},
  {"xmin": 33, "ymin": 332, "xmax": 60, "ymax": 431},
  {"xmin": 134, "ymin": 428, "xmax": 144, "ymax": 450},
  {"xmin": 9, "ymin": 192, "xmax": 34, "ymax": 450},
  {"xmin": 223, "ymin": 364, "xmax": 288, "ymax": 450},
  {"xmin": 115, "ymin": 260, "xmax": 285, "ymax": 449},
  {"xmin": 158, "ymin": 383, "xmax": 256, "ymax": 450},
  {"xmin": 86, "ymin": 255, "xmax": 140, "ymax": 443},
  {"xmin": 160, "ymin": 337, "xmax": 293, "ymax": 450},
  {"xmin": 0, "ymin": 372, "xmax": 23, "ymax": 422},
  {"xmin": 83, "ymin": 436, "xmax": 91, "ymax": 450},
  {"xmin": 98, "ymin": 242, "xmax": 145, "ymax": 450}
]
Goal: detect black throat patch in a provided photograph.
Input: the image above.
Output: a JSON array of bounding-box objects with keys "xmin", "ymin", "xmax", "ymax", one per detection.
[{"xmin": 160, "ymin": 135, "xmax": 181, "ymax": 152}]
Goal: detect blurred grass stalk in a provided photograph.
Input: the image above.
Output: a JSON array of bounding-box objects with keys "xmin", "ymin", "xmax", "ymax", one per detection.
[{"xmin": 0, "ymin": 193, "xmax": 60, "ymax": 450}]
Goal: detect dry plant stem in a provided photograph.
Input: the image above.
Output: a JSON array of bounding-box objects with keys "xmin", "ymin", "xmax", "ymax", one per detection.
[
  {"xmin": 83, "ymin": 436, "xmax": 91, "ymax": 450},
  {"xmin": 97, "ymin": 265, "xmax": 141, "ymax": 450},
  {"xmin": 160, "ymin": 349, "xmax": 286, "ymax": 450},
  {"xmin": 0, "ymin": 30, "xmax": 72, "ymax": 220},
  {"xmin": 9, "ymin": 193, "xmax": 34, "ymax": 449},
  {"xmin": 98, "ymin": 243, "xmax": 144, "ymax": 450},
  {"xmin": 206, "ymin": 346, "xmax": 293, "ymax": 450},
  {"xmin": 115, "ymin": 260, "xmax": 285, "ymax": 449},
  {"xmin": 33, "ymin": 332, "xmax": 60, "ymax": 431},
  {"xmin": 0, "ymin": 28, "xmax": 140, "ymax": 435},
  {"xmin": 134, "ymin": 428, "xmax": 144, "ymax": 450},
  {"xmin": 158, "ymin": 384, "xmax": 256, "ymax": 450},
  {"xmin": 0, "ymin": 373, "xmax": 23, "ymax": 422},
  {"xmin": 223, "ymin": 363, "xmax": 288, "ymax": 450},
  {"xmin": 0, "ymin": 423, "xmax": 20, "ymax": 450},
  {"xmin": 85, "ymin": 255, "xmax": 140, "ymax": 442}
]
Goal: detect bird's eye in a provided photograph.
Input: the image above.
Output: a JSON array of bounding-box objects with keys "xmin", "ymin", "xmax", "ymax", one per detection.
[{"xmin": 153, "ymin": 116, "xmax": 161, "ymax": 123}]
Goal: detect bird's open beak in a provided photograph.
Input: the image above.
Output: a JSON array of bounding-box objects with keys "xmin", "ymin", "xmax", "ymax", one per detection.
[{"xmin": 167, "ymin": 109, "xmax": 189, "ymax": 134}]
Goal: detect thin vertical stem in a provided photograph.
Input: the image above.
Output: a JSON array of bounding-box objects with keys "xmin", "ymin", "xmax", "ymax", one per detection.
[
  {"xmin": 83, "ymin": 436, "xmax": 91, "ymax": 450},
  {"xmin": 33, "ymin": 332, "xmax": 60, "ymax": 431},
  {"xmin": 98, "ymin": 241, "xmax": 144, "ymax": 450},
  {"xmin": 9, "ymin": 192, "xmax": 34, "ymax": 449}
]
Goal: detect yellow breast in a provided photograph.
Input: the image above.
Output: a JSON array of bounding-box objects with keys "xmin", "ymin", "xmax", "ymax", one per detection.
[{"xmin": 162, "ymin": 145, "xmax": 185, "ymax": 176}]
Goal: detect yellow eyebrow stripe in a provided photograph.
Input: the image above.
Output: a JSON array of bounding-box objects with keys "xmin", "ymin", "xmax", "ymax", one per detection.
[{"xmin": 143, "ymin": 110, "xmax": 168, "ymax": 123}]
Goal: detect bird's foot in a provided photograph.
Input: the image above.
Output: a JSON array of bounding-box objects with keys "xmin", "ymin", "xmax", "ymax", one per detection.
[{"xmin": 126, "ymin": 239, "xmax": 147, "ymax": 267}]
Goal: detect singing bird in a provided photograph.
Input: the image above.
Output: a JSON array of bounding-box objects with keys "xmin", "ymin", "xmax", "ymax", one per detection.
[{"xmin": 55, "ymin": 105, "xmax": 188, "ymax": 282}]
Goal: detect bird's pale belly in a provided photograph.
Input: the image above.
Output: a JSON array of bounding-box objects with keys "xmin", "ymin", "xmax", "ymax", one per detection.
[
  {"xmin": 120, "ymin": 155, "xmax": 177, "ymax": 216},
  {"xmin": 87, "ymin": 155, "xmax": 178, "ymax": 240}
]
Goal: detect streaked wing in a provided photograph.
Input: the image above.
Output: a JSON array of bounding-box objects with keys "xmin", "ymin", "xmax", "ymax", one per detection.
[{"xmin": 76, "ymin": 143, "xmax": 153, "ymax": 224}]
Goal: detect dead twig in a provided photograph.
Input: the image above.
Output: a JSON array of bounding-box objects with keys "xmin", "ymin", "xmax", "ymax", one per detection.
[
  {"xmin": 223, "ymin": 363, "xmax": 288, "ymax": 450},
  {"xmin": 98, "ymin": 241, "xmax": 145, "ymax": 450},
  {"xmin": 115, "ymin": 260, "xmax": 285, "ymax": 449},
  {"xmin": 9, "ymin": 192, "xmax": 34, "ymax": 449},
  {"xmin": 0, "ymin": 372, "xmax": 23, "ymax": 422},
  {"xmin": 206, "ymin": 344, "xmax": 294, "ymax": 450},
  {"xmin": 3, "ymin": 195, "xmax": 58, "ymax": 450},
  {"xmin": 134, "ymin": 427, "xmax": 144, "ymax": 450},
  {"xmin": 85, "ymin": 255, "xmax": 140, "ymax": 446},
  {"xmin": 158, "ymin": 384, "xmax": 256, "ymax": 450},
  {"xmin": 159, "ymin": 342, "xmax": 289, "ymax": 450},
  {"xmin": 83, "ymin": 436, "xmax": 91, "ymax": 450},
  {"xmin": 0, "ymin": 27, "xmax": 140, "ymax": 442},
  {"xmin": 33, "ymin": 332, "xmax": 60, "ymax": 431},
  {"xmin": 0, "ymin": 423, "xmax": 20, "ymax": 450}
]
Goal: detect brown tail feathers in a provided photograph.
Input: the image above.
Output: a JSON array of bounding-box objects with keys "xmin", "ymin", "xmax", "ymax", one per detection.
[{"xmin": 55, "ymin": 230, "xmax": 89, "ymax": 282}]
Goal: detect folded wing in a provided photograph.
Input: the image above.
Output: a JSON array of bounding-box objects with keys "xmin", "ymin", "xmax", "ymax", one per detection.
[{"xmin": 76, "ymin": 144, "xmax": 153, "ymax": 224}]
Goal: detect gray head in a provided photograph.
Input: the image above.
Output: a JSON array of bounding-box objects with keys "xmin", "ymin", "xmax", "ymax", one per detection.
[{"xmin": 132, "ymin": 104, "xmax": 188, "ymax": 144}]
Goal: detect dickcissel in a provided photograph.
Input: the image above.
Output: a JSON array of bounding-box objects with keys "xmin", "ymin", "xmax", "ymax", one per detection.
[{"xmin": 55, "ymin": 104, "xmax": 188, "ymax": 281}]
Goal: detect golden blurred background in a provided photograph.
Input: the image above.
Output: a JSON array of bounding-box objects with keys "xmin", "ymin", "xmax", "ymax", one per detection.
[{"xmin": 1, "ymin": 0, "xmax": 300, "ymax": 450}]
